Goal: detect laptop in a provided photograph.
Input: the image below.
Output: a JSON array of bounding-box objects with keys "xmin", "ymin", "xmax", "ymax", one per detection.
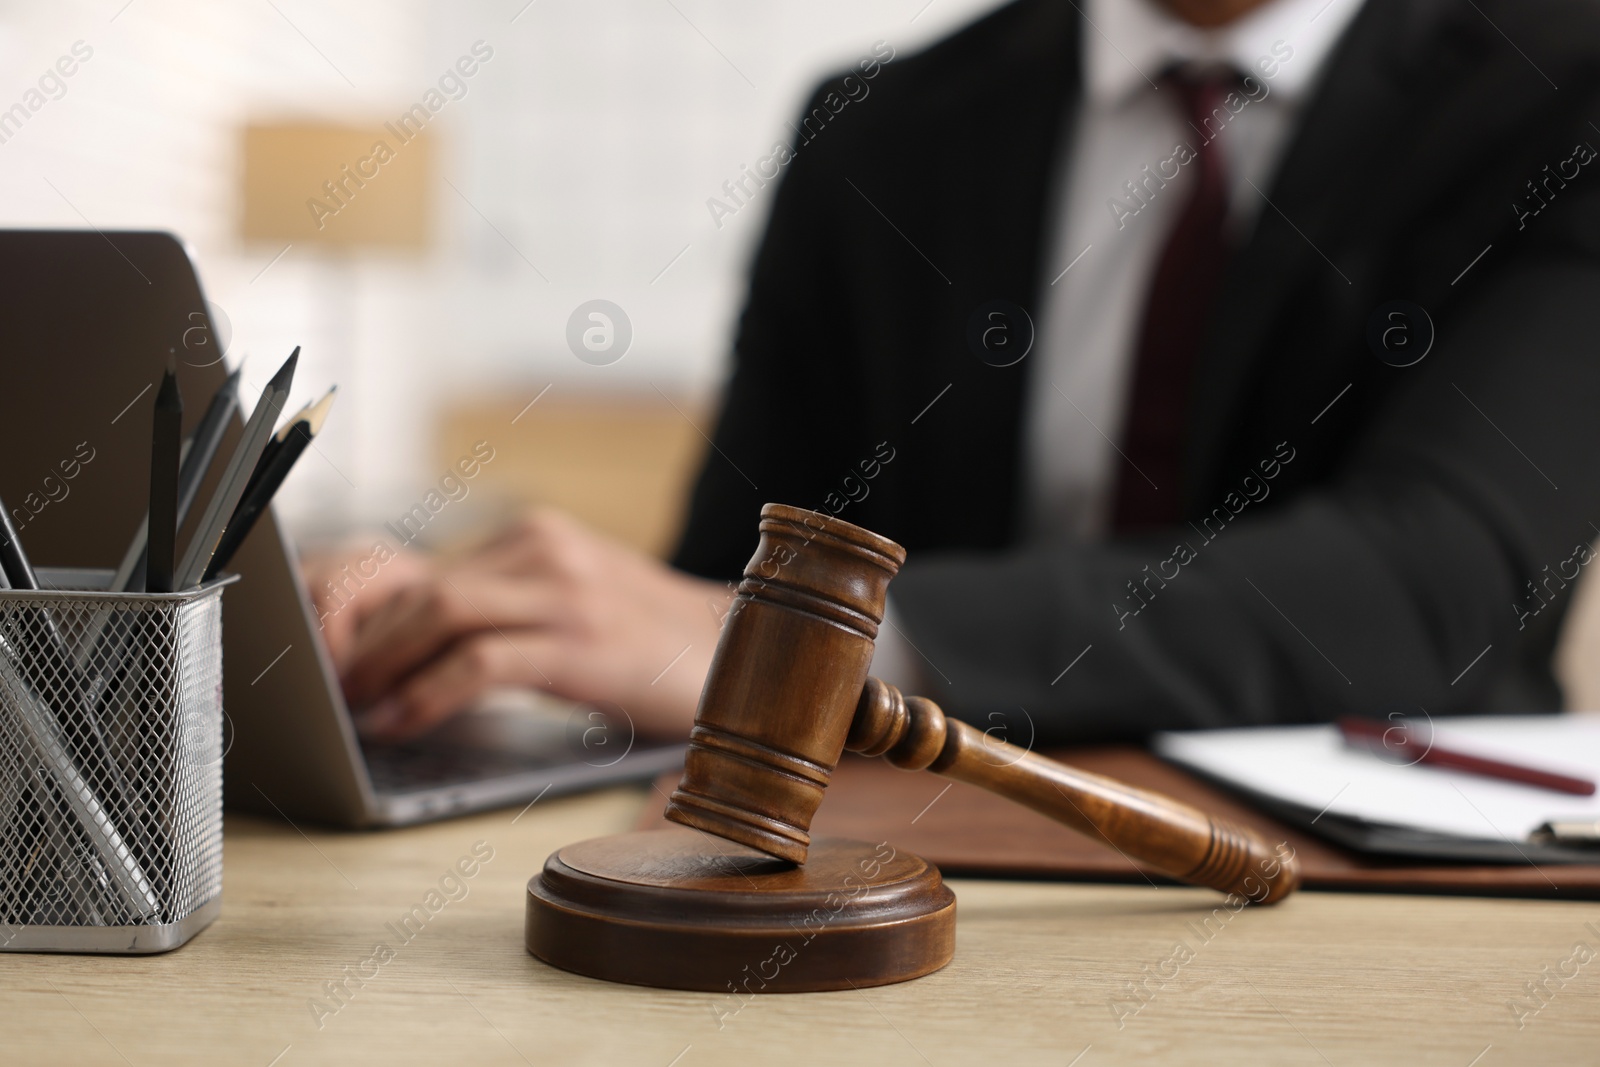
[{"xmin": 0, "ymin": 230, "xmax": 686, "ymax": 827}]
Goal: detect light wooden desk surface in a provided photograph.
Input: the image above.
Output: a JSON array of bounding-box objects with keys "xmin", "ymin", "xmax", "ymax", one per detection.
[{"xmin": 3, "ymin": 785, "xmax": 1598, "ymax": 1066}]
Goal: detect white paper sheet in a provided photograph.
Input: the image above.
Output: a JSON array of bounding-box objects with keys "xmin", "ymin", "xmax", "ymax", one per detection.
[{"xmin": 1153, "ymin": 716, "xmax": 1600, "ymax": 842}]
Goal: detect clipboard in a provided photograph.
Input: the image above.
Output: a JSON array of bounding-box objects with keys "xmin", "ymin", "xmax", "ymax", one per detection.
[{"xmin": 1153, "ymin": 716, "xmax": 1600, "ymax": 863}]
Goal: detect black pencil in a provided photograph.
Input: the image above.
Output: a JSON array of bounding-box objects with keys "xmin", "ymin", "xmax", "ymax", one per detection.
[
  {"xmin": 176, "ymin": 347, "xmax": 298, "ymax": 589},
  {"xmin": 111, "ymin": 364, "xmax": 241, "ymax": 594},
  {"xmin": 238, "ymin": 392, "xmax": 313, "ymax": 503},
  {"xmin": 206, "ymin": 386, "xmax": 335, "ymax": 578},
  {"xmin": 145, "ymin": 363, "xmax": 183, "ymax": 593},
  {"xmin": 176, "ymin": 363, "xmax": 242, "ymax": 523}
]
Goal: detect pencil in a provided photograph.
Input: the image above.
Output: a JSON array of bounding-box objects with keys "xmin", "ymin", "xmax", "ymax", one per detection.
[
  {"xmin": 110, "ymin": 364, "xmax": 241, "ymax": 594},
  {"xmin": 0, "ymin": 502, "xmax": 151, "ymax": 919},
  {"xmin": 240, "ymin": 392, "xmax": 314, "ymax": 501},
  {"xmin": 144, "ymin": 363, "xmax": 183, "ymax": 593},
  {"xmin": 174, "ymin": 348, "xmax": 298, "ymax": 589},
  {"xmin": 205, "ymin": 386, "xmax": 335, "ymax": 578},
  {"xmin": 177, "ymin": 362, "xmax": 244, "ymax": 521},
  {"xmin": 0, "ymin": 490, "xmax": 38, "ymax": 590}
]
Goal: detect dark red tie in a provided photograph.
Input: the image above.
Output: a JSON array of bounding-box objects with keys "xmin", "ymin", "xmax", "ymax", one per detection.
[{"xmin": 1111, "ymin": 71, "xmax": 1235, "ymax": 532}]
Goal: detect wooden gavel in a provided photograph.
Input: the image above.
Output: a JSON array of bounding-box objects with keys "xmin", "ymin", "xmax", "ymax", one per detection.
[{"xmin": 663, "ymin": 503, "xmax": 1300, "ymax": 904}]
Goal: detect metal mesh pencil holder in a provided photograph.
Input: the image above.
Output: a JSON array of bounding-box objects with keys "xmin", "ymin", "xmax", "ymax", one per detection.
[{"xmin": 0, "ymin": 568, "xmax": 235, "ymax": 953}]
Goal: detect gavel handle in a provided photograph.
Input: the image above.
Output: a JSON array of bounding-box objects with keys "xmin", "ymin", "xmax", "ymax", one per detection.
[{"xmin": 847, "ymin": 678, "xmax": 1300, "ymax": 904}]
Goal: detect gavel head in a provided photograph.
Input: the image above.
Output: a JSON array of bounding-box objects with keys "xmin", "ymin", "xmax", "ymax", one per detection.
[{"xmin": 663, "ymin": 503, "xmax": 906, "ymax": 864}]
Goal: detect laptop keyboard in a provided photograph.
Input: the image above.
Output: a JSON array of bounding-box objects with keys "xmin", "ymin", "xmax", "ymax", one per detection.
[{"xmin": 362, "ymin": 742, "xmax": 570, "ymax": 794}]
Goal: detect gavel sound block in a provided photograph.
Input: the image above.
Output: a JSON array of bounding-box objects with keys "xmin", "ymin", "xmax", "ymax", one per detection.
[{"xmin": 526, "ymin": 504, "xmax": 1300, "ymax": 992}]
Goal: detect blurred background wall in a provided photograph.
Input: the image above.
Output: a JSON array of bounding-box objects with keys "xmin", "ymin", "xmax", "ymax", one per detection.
[{"xmin": 0, "ymin": 0, "xmax": 1003, "ymax": 555}]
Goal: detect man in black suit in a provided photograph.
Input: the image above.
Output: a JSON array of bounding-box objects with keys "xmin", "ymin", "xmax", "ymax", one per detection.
[{"xmin": 327, "ymin": 0, "xmax": 1600, "ymax": 744}]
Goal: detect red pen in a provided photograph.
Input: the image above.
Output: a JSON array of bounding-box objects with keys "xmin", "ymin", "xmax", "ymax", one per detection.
[{"xmin": 1337, "ymin": 717, "xmax": 1597, "ymax": 796}]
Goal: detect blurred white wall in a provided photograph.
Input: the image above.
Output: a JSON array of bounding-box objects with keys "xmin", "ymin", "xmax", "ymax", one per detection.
[{"xmin": 0, "ymin": 0, "xmax": 1004, "ymax": 537}]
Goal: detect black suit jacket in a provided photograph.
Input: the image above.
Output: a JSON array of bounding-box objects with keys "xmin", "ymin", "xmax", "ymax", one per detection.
[{"xmin": 671, "ymin": 0, "xmax": 1600, "ymax": 741}]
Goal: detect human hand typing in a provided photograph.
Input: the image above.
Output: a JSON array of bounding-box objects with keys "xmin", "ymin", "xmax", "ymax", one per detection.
[
  {"xmin": 303, "ymin": 540, "xmax": 437, "ymax": 671},
  {"xmin": 316, "ymin": 509, "xmax": 731, "ymax": 743}
]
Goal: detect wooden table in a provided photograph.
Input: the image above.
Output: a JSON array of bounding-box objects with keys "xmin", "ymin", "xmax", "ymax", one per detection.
[{"xmin": 3, "ymin": 785, "xmax": 1598, "ymax": 1066}]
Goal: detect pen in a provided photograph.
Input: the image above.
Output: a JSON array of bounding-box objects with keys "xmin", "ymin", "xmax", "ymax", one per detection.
[{"xmin": 1338, "ymin": 716, "xmax": 1597, "ymax": 797}]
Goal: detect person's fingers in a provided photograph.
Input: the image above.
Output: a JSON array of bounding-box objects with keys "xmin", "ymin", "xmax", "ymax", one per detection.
[
  {"xmin": 358, "ymin": 630, "xmax": 559, "ymax": 742},
  {"xmin": 340, "ymin": 576, "xmax": 498, "ymax": 706},
  {"xmin": 460, "ymin": 507, "xmax": 601, "ymax": 579},
  {"xmin": 344, "ymin": 508, "xmax": 727, "ymax": 744},
  {"xmin": 303, "ymin": 546, "xmax": 434, "ymax": 669},
  {"xmin": 302, "ymin": 558, "xmax": 354, "ymax": 620},
  {"xmin": 305, "ymin": 561, "xmax": 382, "ymax": 669},
  {"xmin": 461, "ymin": 512, "xmax": 546, "ymax": 570},
  {"xmin": 339, "ymin": 571, "xmax": 567, "ymax": 708},
  {"xmin": 313, "ymin": 594, "xmax": 362, "ymax": 669}
]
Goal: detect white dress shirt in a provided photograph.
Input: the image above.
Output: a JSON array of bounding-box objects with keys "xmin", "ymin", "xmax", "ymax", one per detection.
[
  {"xmin": 1022, "ymin": 0, "xmax": 1365, "ymax": 541},
  {"xmin": 871, "ymin": 0, "xmax": 1366, "ymax": 688}
]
